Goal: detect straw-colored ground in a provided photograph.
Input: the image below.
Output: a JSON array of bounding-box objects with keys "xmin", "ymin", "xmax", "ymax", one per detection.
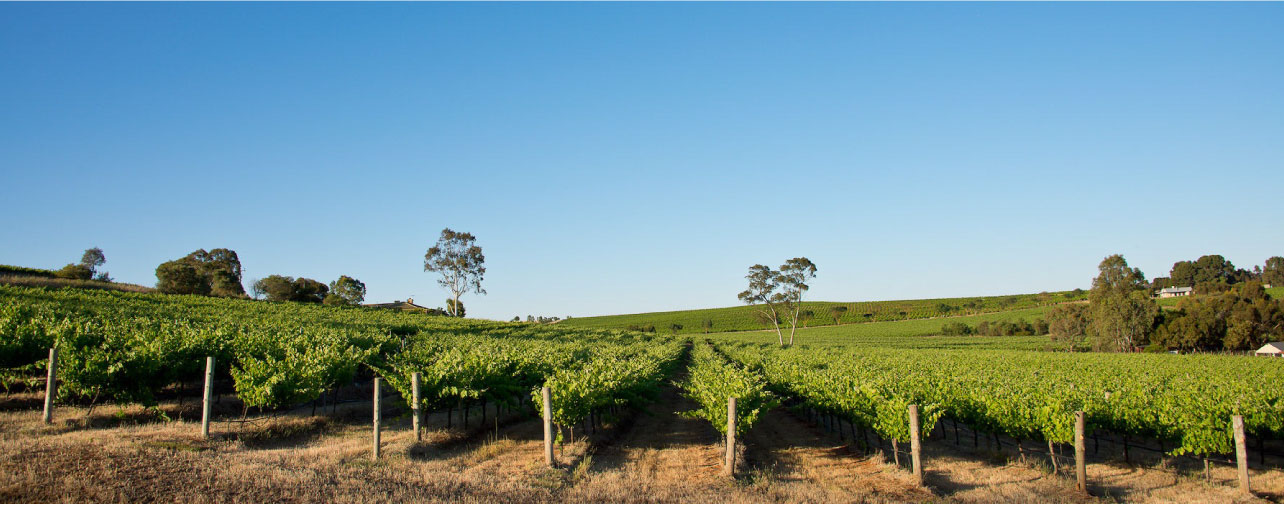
[{"xmin": 0, "ymin": 382, "xmax": 1279, "ymax": 503}]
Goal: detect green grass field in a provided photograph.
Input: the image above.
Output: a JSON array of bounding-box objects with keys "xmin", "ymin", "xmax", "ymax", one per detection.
[
  {"xmin": 559, "ymin": 290, "xmax": 1084, "ymax": 334},
  {"xmin": 700, "ymin": 305, "xmax": 1057, "ymax": 350}
]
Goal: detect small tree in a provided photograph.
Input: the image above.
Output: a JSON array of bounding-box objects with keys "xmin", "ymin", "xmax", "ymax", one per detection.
[
  {"xmin": 327, "ymin": 275, "xmax": 367, "ymax": 305},
  {"xmin": 424, "ymin": 228, "xmax": 486, "ymax": 317},
  {"xmin": 444, "ymin": 298, "xmax": 466, "ymax": 318},
  {"xmin": 829, "ymin": 306, "xmax": 847, "ymax": 326},
  {"xmin": 80, "ymin": 247, "xmax": 105, "ymax": 276},
  {"xmin": 702, "ymin": 318, "xmax": 713, "ymax": 334}
]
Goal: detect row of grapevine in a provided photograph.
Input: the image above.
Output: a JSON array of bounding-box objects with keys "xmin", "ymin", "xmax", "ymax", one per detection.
[
  {"xmin": 717, "ymin": 341, "xmax": 1284, "ymax": 457},
  {"xmin": 0, "ymin": 285, "xmax": 669, "ymax": 416},
  {"xmin": 533, "ymin": 338, "xmax": 685, "ymax": 432},
  {"xmin": 678, "ymin": 340, "xmax": 778, "ymax": 436}
]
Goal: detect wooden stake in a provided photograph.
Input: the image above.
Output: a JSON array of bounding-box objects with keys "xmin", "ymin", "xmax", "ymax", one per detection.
[
  {"xmin": 201, "ymin": 357, "xmax": 214, "ymax": 439},
  {"xmin": 411, "ymin": 372, "xmax": 422, "ymax": 441},
  {"xmin": 725, "ymin": 397, "xmax": 737, "ymax": 476},
  {"xmin": 1233, "ymin": 414, "xmax": 1250, "ymax": 495},
  {"xmin": 908, "ymin": 404, "xmax": 922, "ymax": 484},
  {"xmin": 542, "ymin": 387, "xmax": 554, "ymax": 466},
  {"xmin": 372, "ymin": 378, "xmax": 382, "ymax": 460},
  {"xmin": 1075, "ymin": 411, "xmax": 1087, "ymax": 492},
  {"xmin": 42, "ymin": 348, "xmax": 57, "ymax": 424},
  {"xmin": 1048, "ymin": 440, "xmax": 1059, "ymax": 474}
]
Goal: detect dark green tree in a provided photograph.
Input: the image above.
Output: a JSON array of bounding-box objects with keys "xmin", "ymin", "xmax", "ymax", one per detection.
[
  {"xmin": 326, "ymin": 275, "xmax": 367, "ymax": 305},
  {"xmin": 1088, "ymin": 254, "xmax": 1157, "ymax": 352},
  {"xmin": 829, "ymin": 306, "xmax": 848, "ymax": 325},
  {"xmin": 156, "ymin": 260, "xmax": 211, "ymax": 294}
]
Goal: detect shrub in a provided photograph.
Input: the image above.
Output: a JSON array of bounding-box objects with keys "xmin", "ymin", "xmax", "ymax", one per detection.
[
  {"xmin": 55, "ymin": 264, "xmax": 93, "ymax": 280},
  {"xmin": 940, "ymin": 322, "xmax": 973, "ymax": 336}
]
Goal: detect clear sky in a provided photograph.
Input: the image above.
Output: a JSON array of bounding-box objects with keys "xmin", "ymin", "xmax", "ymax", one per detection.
[{"xmin": 2, "ymin": 3, "xmax": 1281, "ymax": 320}]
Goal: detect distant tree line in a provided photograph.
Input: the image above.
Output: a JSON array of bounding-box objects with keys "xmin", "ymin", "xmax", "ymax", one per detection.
[
  {"xmin": 941, "ymin": 318, "xmax": 1050, "ymax": 337},
  {"xmin": 516, "ymin": 315, "xmax": 562, "ymax": 324},
  {"xmin": 152, "ymin": 247, "xmax": 369, "ymax": 307},
  {"xmin": 1037, "ymin": 254, "xmax": 1284, "ymax": 353}
]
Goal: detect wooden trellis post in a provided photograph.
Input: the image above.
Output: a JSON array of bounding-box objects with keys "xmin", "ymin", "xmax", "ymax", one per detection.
[
  {"xmin": 725, "ymin": 397, "xmax": 738, "ymax": 476},
  {"xmin": 42, "ymin": 348, "xmax": 57, "ymax": 424},
  {"xmin": 201, "ymin": 357, "xmax": 215, "ymax": 439},
  {"xmin": 1233, "ymin": 414, "xmax": 1250, "ymax": 495},
  {"xmin": 908, "ymin": 404, "xmax": 922, "ymax": 484},
  {"xmin": 1075, "ymin": 411, "xmax": 1087, "ymax": 493},
  {"xmin": 411, "ymin": 372, "xmax": 422, "ymax": 441},
  {"xmin": 372, "ymin": 378, "xmax": 382, "ymax": 460},
  {"xmin": 542, "ymin": 386, "xmax": 554, "ymax": 466}
]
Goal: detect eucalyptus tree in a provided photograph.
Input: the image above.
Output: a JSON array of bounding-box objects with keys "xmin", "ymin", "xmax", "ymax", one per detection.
[
  {"xmin": 737, "ymin": 257, "xmax": 819, "ymax": 347},
  {"xmin": 424, "ymin": 228, "xmax": 485, "ymax": 318},
  {"xmin": 738, "ymin": 264, "xmax": 788, "ymax": 346},
  {"xmin": 1088, "ymin": 254, "xmax": 1156, "ymax": 352},
  {"xmin": 778, "ymin": 257, "xmax": 818, "ymax": 346}
]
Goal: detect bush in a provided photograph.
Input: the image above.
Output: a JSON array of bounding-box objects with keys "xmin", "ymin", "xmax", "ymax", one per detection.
[
  {"xmin": 940, "ymin": 322, "xmax": 972, "ymax": 336},
  {"xmin": 55, "ymin": 264, "xmax": 93, "ymax": 280}
]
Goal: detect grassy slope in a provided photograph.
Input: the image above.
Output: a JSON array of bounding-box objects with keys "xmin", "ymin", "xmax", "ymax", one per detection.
[{"xmin": 560, "ymin": 290, "xmax": 1084, "ymax": 334}]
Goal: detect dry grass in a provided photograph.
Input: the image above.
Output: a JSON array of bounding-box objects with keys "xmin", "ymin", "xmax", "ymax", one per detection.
[
  {"xmin": 1, "ymin": 389, "xmax": 1279, "ymax": 503},
  {"xmin": 0, "ymin": 275, "xmax": 154, "ymax": 293}
]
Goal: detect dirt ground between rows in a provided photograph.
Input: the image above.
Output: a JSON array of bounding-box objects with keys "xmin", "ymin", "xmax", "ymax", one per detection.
[{"xmin": 1, "ymin": 379, "xmax": 1279, "ymax": 503}]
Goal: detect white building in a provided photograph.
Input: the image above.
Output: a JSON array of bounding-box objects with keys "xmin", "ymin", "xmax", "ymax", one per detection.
[
  {"xmin": 1157, "ymin": 286, "xmax": 1193, "ymax": 298},
  {"xmin": 1256, "ymin": 342, "xmax": 1284, "ymax": 357}
]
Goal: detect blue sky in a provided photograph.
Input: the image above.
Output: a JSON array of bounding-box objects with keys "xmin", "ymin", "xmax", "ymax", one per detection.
[{"xmin": 1, "ymin": 3, "xmax": 1281, "ymax": 320}]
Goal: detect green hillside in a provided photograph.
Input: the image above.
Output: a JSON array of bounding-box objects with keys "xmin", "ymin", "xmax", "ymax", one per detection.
[
  {"xmin": 559, "ymin": 290, "xmax": 1085, "ymax": 334},
  {"xmin": 704, "ymin": 305, "xmax": 1057, "ymax": 349}
]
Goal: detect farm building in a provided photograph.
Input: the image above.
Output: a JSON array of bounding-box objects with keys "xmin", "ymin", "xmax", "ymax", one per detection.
[
  {"xmin": 362, "ymin": 297, "xmax": 432, "ymax": 313},
  {"xmin": 1256, "ymin": 342, "xmax": 1284, "ymax": 357},
  {"xmin": 1157, "ymin": 286, "xmax": 1193, "ymax": 298}
]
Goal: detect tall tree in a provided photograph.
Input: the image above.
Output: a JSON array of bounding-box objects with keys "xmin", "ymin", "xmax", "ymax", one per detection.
[
  {"xmin": 830, "ymin": 306, "xmax": 848, "ymax": 326},
  {"xmin": 79, "ymin": 247, "xmax": 105, "ymax": 274},
  {"xmin": 423, "ymin": 228, "xmax": 486, "ymax": 317},
  {"xmin": 1169, "ymin": 260, "xmax": 1197, "ymax": 287},
  {"xmin": 1088, "ymin": 254, "xmax": 1157, "ymax": 352},
  {"xmin": 738, "ymin": 264, "xmax": 787, "ymax": 346},
  {"xmin": 778, "ymin": 257, "xmax": 818, "ymax": 346}
]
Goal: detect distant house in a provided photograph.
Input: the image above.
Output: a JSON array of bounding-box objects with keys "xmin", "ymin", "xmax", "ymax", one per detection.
[
  {"xmin": 1157, "ymin": 286, "xmax": 1193, "ymax": 298},
  {"xmin": 1256, "ymin": 342, "xmax": 1284, "ymax": 357},
  {"xmin": 362, "ymin": 297, "xmax": 432, "ymax": 313}
]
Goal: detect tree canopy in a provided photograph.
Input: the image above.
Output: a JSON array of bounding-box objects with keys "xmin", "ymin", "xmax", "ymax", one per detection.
[
  {"xmin": 155, "ymin": 248, "xmax": 245, "ymax": 297},
  {"xmin": 1088, "ymin": 254, "xmax": 1156, "ymax": 352},
  {"xmin": 326, "ymin": 275, "xmax": 367, "ymax": 306}
]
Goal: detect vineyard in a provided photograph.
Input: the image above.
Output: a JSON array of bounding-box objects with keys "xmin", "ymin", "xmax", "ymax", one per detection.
[
  {"xmin": 0, "ymin": 285, "xmax": 678, "ymax": 423},
  {"xmin": 2, "ymin": 284, "xmax": 1283, "ymax": 502},
  {"xmin": 558, "ymin": 290, "xmax": 1086, "ymax": 334},
  {"xmin": 712, "ymin": 339, "xmax": 1284, "ymax": 460}
]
